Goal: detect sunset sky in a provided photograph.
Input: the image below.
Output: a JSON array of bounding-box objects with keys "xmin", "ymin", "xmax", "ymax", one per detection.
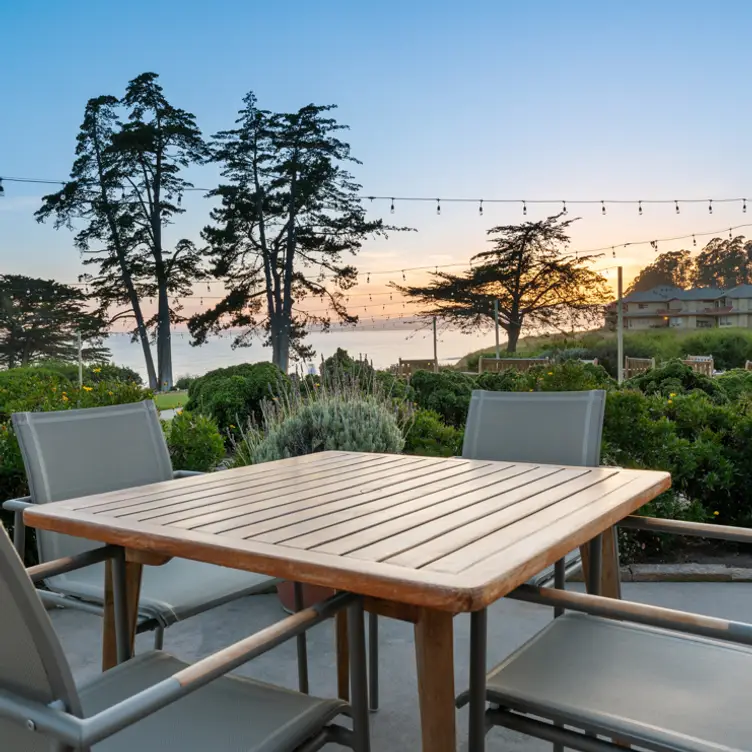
[{"xmin": 2, "ymin": 0, "xmax": 751, "ymax": 327}]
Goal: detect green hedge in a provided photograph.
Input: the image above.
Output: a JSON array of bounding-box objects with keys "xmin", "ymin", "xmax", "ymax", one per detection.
[{"xmin": 186, "ymin": 362, "xmax": 290, "ymax": 435}]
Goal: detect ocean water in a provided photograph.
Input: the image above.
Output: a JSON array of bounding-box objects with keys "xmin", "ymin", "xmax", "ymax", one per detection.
[{"xmin": 106, "ymin": 326, "xmax": 496, "ymax": 380}]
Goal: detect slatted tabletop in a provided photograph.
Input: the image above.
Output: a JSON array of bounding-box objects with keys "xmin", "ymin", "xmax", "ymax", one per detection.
[{"xmin": 25, "ymin": 451, "xmax": 670, "ymax": 611}]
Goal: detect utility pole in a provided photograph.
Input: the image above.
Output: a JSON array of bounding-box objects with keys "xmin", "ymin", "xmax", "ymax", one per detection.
[
  {"xmin": 76, "ymin": 330, "xmax": 83, "ymax": 388},
  {"xmin": 494, "ymin": 299, "xmax": 500, "ymax": 359},
  {"xmin": 617, "ymin": 266, "xmax": 624, "ymax": 384},
  {"xmin": 432, "ymin": 316, "xmax": 438, "ymax": 372}
]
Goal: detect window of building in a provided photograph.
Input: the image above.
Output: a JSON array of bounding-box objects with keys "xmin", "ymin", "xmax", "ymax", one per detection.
[
  {"xmin": 719, "ymin": 316, "xmax": 733, "ymax": 326},
  {"xmin": 670, "ymin": 317, "xmax": 683, "ymax": 328},
  {"xmin": 638, "ymin": 303, "xmax": 649, "ymax": 309},
  {"xmin": 697, "ymin": 319, "xmax": 713, "ymax": 328}
]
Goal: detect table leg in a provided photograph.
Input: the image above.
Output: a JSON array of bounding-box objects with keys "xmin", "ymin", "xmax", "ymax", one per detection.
[
  {"xmin": 102, "ymin": 554, "xmax": 143, "ymax": 671},
  {"xmin": 414, "ymin": 608, "xmax": 456, "ymax": 752},
  {"xmin": 336, "ymin": 609, "xmax": 350, "ymax": 701},
  {"xmin": 579, "ymin": 526, "xmax": 622, "ymax": 599}
]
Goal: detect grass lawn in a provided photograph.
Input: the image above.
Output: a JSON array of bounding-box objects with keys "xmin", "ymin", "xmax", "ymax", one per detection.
[{"xmin": 154, "ymin": 390, "xmax": 188, "ymax": 410}]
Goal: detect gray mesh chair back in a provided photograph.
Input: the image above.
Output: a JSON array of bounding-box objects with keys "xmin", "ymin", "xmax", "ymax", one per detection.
[
  {"xmin": 12, "ymin": 400, "xmax": 172, "ymax": 571},
  {"xmin": 462, "ymin": 389, "xmax": 606, "ymax": 466},
  {"xmin": 0, "ymin": 526, "xmax": 84, "ymax": 751}
]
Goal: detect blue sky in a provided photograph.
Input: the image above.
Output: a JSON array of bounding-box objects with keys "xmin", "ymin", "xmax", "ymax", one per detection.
[{"xmin": 2, "ymin": 0, "xmax": 751, "ymax": 306}]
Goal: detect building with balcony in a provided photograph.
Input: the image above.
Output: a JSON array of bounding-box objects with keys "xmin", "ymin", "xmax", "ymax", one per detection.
[{"xmin": 615, "ymin": 285, "xmax": 752, "ymax": 330}]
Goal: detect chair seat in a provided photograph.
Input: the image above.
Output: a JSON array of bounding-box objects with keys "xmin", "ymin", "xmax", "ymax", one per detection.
[
  {"xmin": 484, "ymin": 612, "xmax": 752, "ymax": 752},
  {"xmin": 80, "ymin": 651, "xmax": 347, "ymax": 752},
  {"xmin": 47, "ymin": 558, "xmax": 277, "ymax": 626}
]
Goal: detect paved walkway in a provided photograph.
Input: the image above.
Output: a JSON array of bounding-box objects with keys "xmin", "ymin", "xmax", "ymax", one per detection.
[{"xmin": 51, "ymin": 582, "xmax": 752, "ymax": 750}]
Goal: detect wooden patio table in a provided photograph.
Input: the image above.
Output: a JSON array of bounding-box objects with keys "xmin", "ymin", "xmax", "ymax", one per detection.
[{"xmin": 25, "ymin": 451, "xmax": 670, "ymax": 752}]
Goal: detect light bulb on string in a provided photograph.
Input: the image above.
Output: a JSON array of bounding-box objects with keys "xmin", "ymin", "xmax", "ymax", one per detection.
[
  {"xmin": 562, "ymin": 200, "xmax": 567, "ymax": 215},
  {"xmin": 650, "ymin": 240, "xmax": 658, "ymax": 253},
  {"xmin": 612, "ymin": 247, "xmax": 616, "ymax": 258},
  {"xmin": 601, "ymin": 200, "xmax": 606, "ymax": 215},
  {"xmin": 436, "ymin": 199, "xmax": 441, "ymax": 215},
  {"xmin": 744, "ymin": 199, "xmax": 748, "ymax": 214},
  {"xmin": 522, "ymin": 200, "xmax": 527, "ymax": 216},
  {"xmin": 638, "ymin": 201, "xmax": 643, "ymax": 216},
  {"xmin": 708, "ymin": 199, "xmax": 713, "ymax": 214},
  {"xmin": 0, "ymin": 178, "xmax": 4, "ymax": 196},
  {"xmin": 693, "ymin": 235, "xmax": 697, "ymax": 247},
  {"xmin": 729, "ymin": 228, "xmax": 733, "ymax": 240},
  {"xmin": 402, "ymin": 270, "xmax": 406, "ymax": 281},
  {"xmin": 478, "ymin": 200, "xmax": 483, "ymax": 216},
  {"xmin": 675, "ymin": 201, "xmax": 680, "ymax": 215},
  {"xmin": 366, "ymin": 273, "xmax": 370, "ymax": 284},
  {"xmin": 390, "ymin": 198, "xmax": 395, "ymax": 214}
]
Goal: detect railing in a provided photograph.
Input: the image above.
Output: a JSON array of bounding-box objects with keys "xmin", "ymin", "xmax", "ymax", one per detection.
[
  {"xmin": 478, "ymin": 357, "xmax": 551, "ymax": 374},
  {"xmin": 624, "ymin": 356, "xmax": 655, "ymax": 379},
  {"xmin": 397, "ymin": 358, "xmax": 438, "ymax": 377},
  {"xmin": 682, "ymin": 356, "xmax": 714, "ymax": 375}
]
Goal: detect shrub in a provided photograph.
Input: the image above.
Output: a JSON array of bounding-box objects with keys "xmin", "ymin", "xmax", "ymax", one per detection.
[
  {"xmin": 403, "ymin": 409, "xmax": 463, "ymax": 457},
  {"xmin": 232, "ymin": 372, "xmax": 408, "ymax": 466},
  {"xmin": 186, "ymin": 362, "xmax": 289, "ymax": 434},
  {"xmin": 409, "ymin": 370, "xmax": 476, "ymax": 427},
  {"xmin": 624, "ymin": 359, "xmax": 727, "ymax": 403},
  {"xmin": 174, "ymin": 375, "xmax": 196, "ymax": 390},
  {"xmin": 716, "ymin": 369, "xmax": 752, "ymax": 401},
  {"xmin": 681, "ymin": 330, "xmax": 752, "ymax": 370},
  {"xmin": 164, "ymin": 411, "xmax": 225, "ymax": 472},
  {"xmin": 527, "ymin": 361, "xmax": 616, "ymax": 392},
  {"xmin": 36, "ymin": 361, "xmax": 142, "ymax": 385}
]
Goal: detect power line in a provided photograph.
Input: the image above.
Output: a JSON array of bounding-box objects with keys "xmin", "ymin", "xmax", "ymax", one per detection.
[{"xmin": 1, "ymin": 174, "xmax": 749, "ymax": 215}]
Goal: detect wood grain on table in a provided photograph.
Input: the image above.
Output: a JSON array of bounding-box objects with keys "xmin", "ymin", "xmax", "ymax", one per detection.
[{"xmin": 25, "ymin": 451, "xmax": 670, "ymax": 612}]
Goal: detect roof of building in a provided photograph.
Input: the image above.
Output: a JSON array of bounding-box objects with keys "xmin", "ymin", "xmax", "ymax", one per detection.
[
  {"xmin": 622, "ymin": 286, "xmax": 683, "ymax": 303},
  {"xmin": 668, "ymin": 288, "xmax": 724, "ymax": 301},
  {"xmin": 724, "ymin": 284, "xmax": 752, "ymax": 298}
]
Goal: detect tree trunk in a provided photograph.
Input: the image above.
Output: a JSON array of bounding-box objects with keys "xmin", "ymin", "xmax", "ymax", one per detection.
[
  {"xmin": 156, "ymin": 285, "xmax": 172, "ymax": 391},
  {"xmin": 506, "ymin": 323, "xmax": 521, "ymax": 353}
]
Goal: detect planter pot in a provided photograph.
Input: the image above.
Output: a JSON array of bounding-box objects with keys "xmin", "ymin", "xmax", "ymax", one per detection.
[{"xmin": 276, "ymin": 580, "xmax": 335, "ymax": 613}]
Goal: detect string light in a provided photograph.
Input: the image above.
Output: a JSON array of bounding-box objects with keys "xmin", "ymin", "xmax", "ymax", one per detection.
[
  {"xmin": 638, "ymin": 201, "xmax": 643, "ymax": 216},
  {"xmin": 709, "ymin": 199, "xmax": 713, "ymax": 214},
  {"xmin": 675, "ymin": 200, "xmax": 680, "ymax": 215},
  {"xmin": 478, "ymin": 200, "xmax": 483, "ymax": 216},
  {"xmin": 729, "ymin": 228, "xmax": 733, "ymax": 240},
  {"xmin": 693, "ymin": 235, "xmax": 697, "ymax": 247},
  {"xmin": 745, "ymin": 199, "xmax": 748, "ymax": 214},
  {"xmin": 0, "ymin": 178, "xmax": 4, "ymax": 197},
  {"xmin": 390, "ymin": 198, "xmax": 395, "ymax": 214},
  {"xmin": 522, "ymin": 200, "xmax": 527, "ymax": 216},
  {"xmin": 601, "ymin": 200, "xmax": 606, "ymax": 215},
  {"xmin": 562, "ymin": 200, "xmax": 567, "ymax": 215},
  {"xmin": 611, "ymin": 247, "xmax": 616, "ymax": 258},
  {"xmin": 436, "ymin": 199, "xmax": 441, "ymax": 215}
]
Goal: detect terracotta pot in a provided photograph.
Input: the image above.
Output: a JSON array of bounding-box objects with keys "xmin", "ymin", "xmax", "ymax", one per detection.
[{"xmin": 276, "ymin": 580, "xmax": 336, "ymax": 613}]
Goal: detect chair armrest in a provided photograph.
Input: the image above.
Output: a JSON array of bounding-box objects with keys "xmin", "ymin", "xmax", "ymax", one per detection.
[
  {"xmin": 8, "ymin": 592, "xmax": 358, "ymax": 748},
  {"xmin": 2, "ymin": 495, "xmax": 33, "ymax": 513},
  {"xmin": 3, "ymin": 496, "xmax": 34, "ymax": 558},
  {"xmin": 26, "ymin": 546, "xmax": 118, "ymax": 585},
  {"xmin": 172, "ymin": 470, "xmax": 204, "ymax": 479},
  {"xmin": 620, "ymin": 515, "xmax": 752, "ymax": 544},
  {"xmin": 508, "ymin": 584, "xmax": 752, "ymax": 648}
]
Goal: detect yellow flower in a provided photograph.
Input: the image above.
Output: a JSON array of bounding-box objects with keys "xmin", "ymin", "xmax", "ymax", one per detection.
[
  {"xmin": 107, "ymin": 390, "xmax": 113, "ymax": 396},
  {"xmin": 61, "ymin": 395, "xmax": 69, "ymax": 402},
  {"xmin": 529, "ymin": 388, "xmax": 534, "ymax": 392},
  {"xmin": 92, "ymin": 367, "xmax": 101, "ymax": 373},
  {"xmin": 51, "ymin": 386, "xmax": 56, "ymax": 392},
  {"xmin": 713, "ymin": 511, "xmax": 720, "ymax": 516},
  {"xmin": 229, "ymin": 424, "xmax": 236, "ymax": 429},
  {"xmin": 669, "ymin": 392, "xmax": 676, "ymax": 398},
  {"xmin": 82, "ymin": 385, "xmax": 93, "ymax": 392},
  {"xmin": 547, "ymin": 371, "xmax": 553, "ymax": 375},
  {"xmin": 667, "ymin": 399, "xmax": 672, "ymax": 405}
]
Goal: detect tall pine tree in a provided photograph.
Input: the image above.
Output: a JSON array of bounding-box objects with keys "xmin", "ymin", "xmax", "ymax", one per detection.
[{"xmin": 189, "ymin": 93, "xmax": 390, "ymax": 371}]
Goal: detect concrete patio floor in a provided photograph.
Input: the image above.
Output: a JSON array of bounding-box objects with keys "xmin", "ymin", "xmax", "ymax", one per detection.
[{"xmin": 50, "ymin": 582, "xmax": 752, "ymax": 751}]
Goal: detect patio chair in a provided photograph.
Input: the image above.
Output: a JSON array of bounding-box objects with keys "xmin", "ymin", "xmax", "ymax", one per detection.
[
  {"xmin": 366, "ymin": 389, "xmax": 607, "ymax": 710},
  {"xmin": 3, "ymin": 400, "xmax": 277, "ymax": 650},
  {"xmin": 459, "ymin": 515, "xmax": 752, "ymax": 751},
  {"xmin": 0, "ymin": 526, "xmax": 370, "ymax": 752}
]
